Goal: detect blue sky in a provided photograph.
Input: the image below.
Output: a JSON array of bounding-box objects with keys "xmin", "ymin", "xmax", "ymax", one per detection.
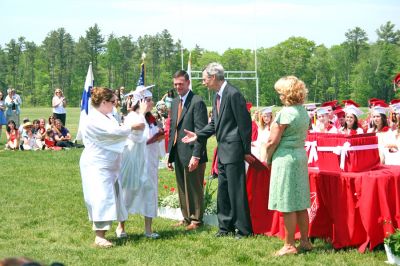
[{"xmin": 0, "ymin": 0, "xmax": 399, "ymax": 53}]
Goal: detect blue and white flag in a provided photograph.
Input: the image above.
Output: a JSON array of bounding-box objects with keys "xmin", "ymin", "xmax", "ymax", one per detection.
[{"xmin": 75, "ymin": 62, "xmax": 94, "ymax": 141}]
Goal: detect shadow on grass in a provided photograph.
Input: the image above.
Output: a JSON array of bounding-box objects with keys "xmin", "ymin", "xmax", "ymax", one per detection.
[{"xmin": 110, "ymin": 224, "xmax": 215, "ymax": 246}]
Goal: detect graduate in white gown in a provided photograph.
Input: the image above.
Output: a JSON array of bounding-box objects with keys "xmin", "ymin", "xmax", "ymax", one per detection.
[
  {"xmin": 118, "ymin": 88, "xmax": 165, "ymax": 239},
  {"xmin": 251, "ymin": 106, "xmax": 273, "ymax": 161},
  {"xmin": 338, "ymin": 105, "xmax": 364, "ymax": 135},
  {"xmin": 80, "ymin": 87, "xmax": 146, "ymax": 248}
]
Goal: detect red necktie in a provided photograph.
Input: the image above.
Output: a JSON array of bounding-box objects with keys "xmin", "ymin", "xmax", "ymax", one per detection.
[{"xmin": 216, "ymin": 94, "xmax": 221, "ymax": 115}]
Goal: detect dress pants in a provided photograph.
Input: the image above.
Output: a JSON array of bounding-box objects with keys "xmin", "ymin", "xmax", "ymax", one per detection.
[
  {"xmin": 217, "ymin": 159, "xmax": 252, "ymax": 236},
  {"xmin": 174, "ymin": 152, "xmax": 206, "ymax": 224}
]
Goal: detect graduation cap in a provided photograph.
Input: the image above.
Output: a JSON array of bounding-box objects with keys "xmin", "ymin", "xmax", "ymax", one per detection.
[
  {"xmin": 321, "ymin": 100, "xmax": 338, "ymax": 109},
  {"xmin": 334, "ymin": 106, "xmax": 345, "ymax": 118},
  {"xmin": 344, "ymin": 105, "xmax": 363, "ymax": 118},
  {"xmin": 316, "ymin": 107, "xmax": 330, "ymax": 116},
  {"xmin": 390, "ymin": 99, "xmax": 400, "ymax": 105},
  {"xmin": 246, "ymin": 102, "xmax": 253, "ymax": 111},
  {"xmin": 372, "ymin": 101, "xmax": 389, "ymax": 115},
  {"xmin": 393, "ymin": 73, "xmax": 400, "ymax": 84},
  {"xmin": 342, "ymin": 99, "xmax": 360, "ymax": 108},
  {"xmin": 260, "ymin": 106, "xmax": 273, "ymax": 114},
  {"xmin": 304, "ymin": 103, "xmax": 319, "ymax": 111},
  {"xmin": 368, "ymin": 98, "xmax": 383, "ymax": 106}
]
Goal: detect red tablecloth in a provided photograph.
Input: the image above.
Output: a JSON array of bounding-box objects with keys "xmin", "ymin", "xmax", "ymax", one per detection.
[{"xmin": 246, "ymin": 164, "xmax": 400, "ymax": 252}]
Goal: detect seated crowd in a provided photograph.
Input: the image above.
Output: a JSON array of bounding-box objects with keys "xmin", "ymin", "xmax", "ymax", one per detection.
[
  {"xmin": 5, "ymin": 115, "xmax": 81, "ymax": 151},
  {"xmin": 250, "ymin": 98, "xmax": 400, "ymax": 166}
]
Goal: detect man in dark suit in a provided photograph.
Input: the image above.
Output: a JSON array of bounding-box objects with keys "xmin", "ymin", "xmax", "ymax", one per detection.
[
  {"xmin": 182, "ymin": 62, "xmax": 255, "ymax": 238},
  {"xmin": 167, "ymin": 70, "xmax": 208, "ymax": 230}
]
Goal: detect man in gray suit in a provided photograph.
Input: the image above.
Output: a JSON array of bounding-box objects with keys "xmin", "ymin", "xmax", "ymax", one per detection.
[
  {"xmin": 182, "ymin": 62, "xmax": 254, "ymax": 238},
  {"xmin": 167, "ymin": 70, "xmax": 208, "ymax": 230}
]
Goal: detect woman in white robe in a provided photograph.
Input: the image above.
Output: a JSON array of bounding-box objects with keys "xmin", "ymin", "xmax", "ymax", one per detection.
[
  {"xmin": 251, "ymin": 106, "xmax": 273, "ymax": 161},
  {"xmin": 338, "ymin": 105, "xmax": 364, "ymax": 135},
  {"xmin": 80, "ymin": 87, "xmax": 146, "ymax": 247},
  {"xmin": 367, "ymin": 105, "xmax": 393, "ymax": 164},
  {"xmin": 118, "ymin": 90, "xmax": 164, "ymax": 239}
]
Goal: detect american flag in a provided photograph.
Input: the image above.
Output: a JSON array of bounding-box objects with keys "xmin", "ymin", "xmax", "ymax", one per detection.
[{"xmin": 137, "ymin": 62, "xmax": 145, "ymax": 86}]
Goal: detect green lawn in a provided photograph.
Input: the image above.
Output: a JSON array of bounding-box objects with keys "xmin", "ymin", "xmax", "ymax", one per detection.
[{"xmin": 0, "ymin": 107, "xmax": 388, "ymax": 265}]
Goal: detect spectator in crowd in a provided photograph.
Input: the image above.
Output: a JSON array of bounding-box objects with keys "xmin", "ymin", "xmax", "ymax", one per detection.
[
  {"xmin": 22, "ymin": 122, "xmax": 41, "ymax": 151},
  {"xmin": 162, "ymin": 89, "xmax": 175, "ymax": 110},
  {"xmin": 266, "ymin": 76, "xmax": 312, "ymax": 256},
  {"xmin": 52, "ymin": 88, "xmax": 67, "ymax": 126},
  {"xmin": 37, "ymin": 118, "xmax": 46, "ymax": 141},
  {"xmin": 53, "ymin": 119, "xmax": 74, "ymax": 148},
  {"xmin": 5, "ymin": 120, "xmax": 19, "ymax": 150},
  {"xmin": 0, "ymin": 91, "xmax": 6, "ymax": 139},
  {"xmin": 120, "ymin": 86, "xmax": 128, "ymax": 118},
  {"xmin": 44, "ymin": 129, "xmax": 61, "ymax": 150},
  {"xmin": 5, "ymin": 88, "xmax": 22, "ymax": 127},
  {"xmin": 46, "ymin": 115, "xmax": 56, "ymax": 130}
]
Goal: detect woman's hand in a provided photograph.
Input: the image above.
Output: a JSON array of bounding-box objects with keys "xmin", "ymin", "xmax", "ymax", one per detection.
[
  {"xmin": 131, "ymin": 123, "xmax": 145, "ymax": 131},
  {"xmin": 138, "ymin": 99, "xmax": 148, "ymax": 114}
]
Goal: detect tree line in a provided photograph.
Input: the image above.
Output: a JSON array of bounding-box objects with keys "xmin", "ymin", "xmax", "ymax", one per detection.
[{"xmin": 0, "ymin": 22, "xmax": 399, "ymax": 107}]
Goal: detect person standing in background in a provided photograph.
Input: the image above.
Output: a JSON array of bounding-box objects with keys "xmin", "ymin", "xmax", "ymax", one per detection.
[
  {"xmin": 5, "ymin": 88, "xmax": 22, "ymax": 127},
  {"xmin": 0, "ymin": 91, "xmax": 7, "ymax": 139},
  {"xmin": 52, "ymin": 88, "xmax": 67, "ymax": 126}
]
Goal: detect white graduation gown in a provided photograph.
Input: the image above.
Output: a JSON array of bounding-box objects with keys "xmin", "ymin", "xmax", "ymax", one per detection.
[
  {"xmin": 80, "ymin": 108, "xmax": 130, "ymax": 222},
  {"xmin": 123, "ymin": 121, "xmax": 161, "ymax": 218},
  {"xmin": 251, "ymin": 127, "xmax": 271, "ymax": 161},
  {"xmin": 120, "ymin": 111, "xmax": 147, "ymax": 212}
]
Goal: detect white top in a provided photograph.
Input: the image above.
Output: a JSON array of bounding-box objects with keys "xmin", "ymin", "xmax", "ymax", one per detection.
[{"xmin": 52, "ymin": 96, "xmax": 66, "ymax": 114}]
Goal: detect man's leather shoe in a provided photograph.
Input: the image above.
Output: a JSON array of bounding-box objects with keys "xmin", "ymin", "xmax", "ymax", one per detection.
[
  {"xmin": 172, "ymin": 220, "xmax": 188, "ymax": 227},
  {"xmin": 186, "ymin": 223, "xmax": 201, "ymax": 231},
  {"xmin": 215, "ymin": 231, "xmax": 230, "ymax": 237}
]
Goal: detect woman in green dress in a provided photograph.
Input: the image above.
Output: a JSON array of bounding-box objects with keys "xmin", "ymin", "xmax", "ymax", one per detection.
[{"xmin": 266, "ymin": 76, "xmax": 313, "ymax": 256}]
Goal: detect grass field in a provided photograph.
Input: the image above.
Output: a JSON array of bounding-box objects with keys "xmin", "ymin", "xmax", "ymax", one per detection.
[{"xmin": 0, "ymin": 107, "xmax": 388, "ymax": 265}]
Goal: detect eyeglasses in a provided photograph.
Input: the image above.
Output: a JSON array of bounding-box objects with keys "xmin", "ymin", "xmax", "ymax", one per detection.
[{"xmin": 107, "ymin": 99, "xmax": 116, "ymax": 104}]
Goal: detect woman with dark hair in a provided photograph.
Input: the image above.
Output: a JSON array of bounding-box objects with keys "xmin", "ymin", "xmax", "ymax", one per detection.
[
  {"xmin": 118, "ymin": 89, "xmax": 164, "ymax": 239},
  {"xmin": 339, "ymin": 105, "xmax": 364, "ymax": 135},
  {"xmin": 367, "ymin": 103, "xmax": 391, "ymax": 163},
  {"xmin": 80, "ymin": 87, "xmax": 147, "ymax": 247},
  {"xmin": 46, "ymin": 115, "xmax": 56, "ymax": 130},
  {"xmin": 5, "ymin": 120, "xmax": 19, "ymax": 150}
]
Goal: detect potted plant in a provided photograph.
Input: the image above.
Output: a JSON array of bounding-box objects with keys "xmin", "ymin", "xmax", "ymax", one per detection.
[{"xmin": 384, "ymin": 229, "xmax": 400, "ymax": 265}]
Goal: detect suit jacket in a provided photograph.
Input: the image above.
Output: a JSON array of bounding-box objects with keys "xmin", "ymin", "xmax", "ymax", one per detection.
[
  {"xmin": 168, "ymin": 90, "xmax": 208, "ymax": 166},
  {"xmin": 196, "ymin": 83, "xmax": 251, "ymax": 164}
]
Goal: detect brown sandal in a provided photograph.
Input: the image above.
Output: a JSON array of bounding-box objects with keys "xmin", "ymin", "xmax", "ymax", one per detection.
[
  {"xmin": 274, "ymin": 244, "xmax": 298, "ymax": 256},
  {"xmin": 297, "ymin": 240, "xmax": 313, "ymax": 252}
]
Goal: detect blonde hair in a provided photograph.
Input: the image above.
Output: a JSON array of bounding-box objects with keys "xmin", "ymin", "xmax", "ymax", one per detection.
[
  {"xmin": 259, "ymin": 112, "xmax": 273, "ymax": 130},
  {"xmin": 274, "ymin": 76, "xmax": 308, "ymax": 106}
]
